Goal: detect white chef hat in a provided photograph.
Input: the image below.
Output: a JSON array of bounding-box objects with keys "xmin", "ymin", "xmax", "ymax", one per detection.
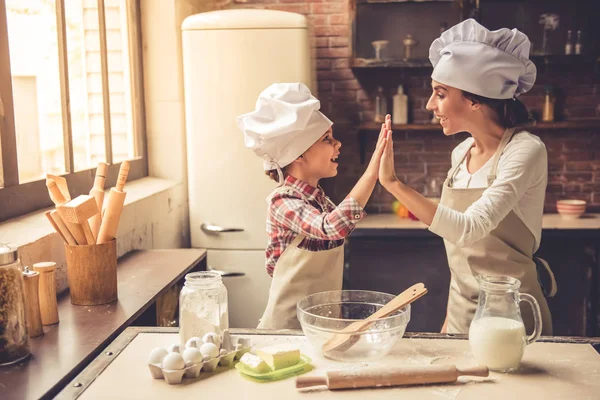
[
  {"xmin": 236, "ymin": 83, "xmax": 333, "ymax": 185},
  {"xmin": 429, "ymin": 19, "xmax": 536, "ymax": 99}
]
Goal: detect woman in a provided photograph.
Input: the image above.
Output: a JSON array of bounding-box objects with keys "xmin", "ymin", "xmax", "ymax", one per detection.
[{"xmin": 379, "ymin": 19, "xmax": 555, "ymax": 335}]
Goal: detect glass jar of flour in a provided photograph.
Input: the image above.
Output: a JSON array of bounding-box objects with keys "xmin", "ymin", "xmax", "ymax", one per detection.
[{"xmin": 179, "ymin": 271, "xmax": 229, "ymax": 347}]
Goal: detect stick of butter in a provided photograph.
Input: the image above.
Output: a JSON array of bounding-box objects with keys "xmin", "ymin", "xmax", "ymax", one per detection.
[
  {"xmin": 239, "ymin": 353, "xmax": 271, "ymax": 374},
  {"xmin": 255, "ymin": 344, "xmax": 300, "ymax": 370}
]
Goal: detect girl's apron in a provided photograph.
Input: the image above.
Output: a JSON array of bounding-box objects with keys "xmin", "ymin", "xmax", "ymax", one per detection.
[
  {"xmin": 257, "ymin": 186, "xmax": 344, "ymax": 330},
  {"xmin": 441, "ymin": 128, "xmax": 555, "ymax": 335}
]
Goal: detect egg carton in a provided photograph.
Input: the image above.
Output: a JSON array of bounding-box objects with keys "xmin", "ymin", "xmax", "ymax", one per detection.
[{"xmin": 147, "ymin": 330, "xmax": 252, "ymax": 385}]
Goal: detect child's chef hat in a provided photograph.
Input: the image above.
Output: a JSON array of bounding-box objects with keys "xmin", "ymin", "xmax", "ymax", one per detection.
[
  {"xmin": 237, "ymin": 82, "xmax": 333, "ymax": 183},
  {"xmin": 429, "ymin": 19, "xmax": 536, "ymax": 99}
]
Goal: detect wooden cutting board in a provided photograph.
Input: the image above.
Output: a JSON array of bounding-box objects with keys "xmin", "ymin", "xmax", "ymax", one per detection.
[{"xmin": 75, "ymin": 333, "xmax": 600, "ymax": 400}]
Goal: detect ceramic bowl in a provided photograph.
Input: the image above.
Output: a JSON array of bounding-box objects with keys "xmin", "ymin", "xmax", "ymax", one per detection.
[{"xmin": 556, "ymin": 200, "xmax": 586, "ymax": 220}]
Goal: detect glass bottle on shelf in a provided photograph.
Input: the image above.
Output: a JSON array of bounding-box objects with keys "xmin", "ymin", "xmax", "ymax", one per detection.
[
  {"xmin": 374, "ymin": 86, "xmax": 387, "ymax": 123},
  {"xmin": 575, "ymin": 30, "xmax": 583, "ymax": 55},
  {"xmin": 541, "ymin": 86, "xmax": 555, "ymax": 122},
  {"xmin": 564, "ymin": 30, "xmax": 573, "ymax": 55}
]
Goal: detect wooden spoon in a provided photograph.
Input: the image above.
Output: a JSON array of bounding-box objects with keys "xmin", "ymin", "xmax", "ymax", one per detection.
[{"xmin": 322, "ymin": 283, "xmax": 428, "ymax": 355}]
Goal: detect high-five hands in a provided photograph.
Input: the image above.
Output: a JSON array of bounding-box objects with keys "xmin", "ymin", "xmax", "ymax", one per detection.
[
  {"xmin": 365, "ymin": 114, "xmax": 390, "ymax": 182},
  {"xmin": 379, "ymin": 114, "xmax": 399, "ymax": 188}
]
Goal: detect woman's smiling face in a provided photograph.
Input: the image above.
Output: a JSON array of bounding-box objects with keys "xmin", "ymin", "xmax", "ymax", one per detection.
[{"xmin": 426, "ymin": 80, "xmax": 474, "ymax": 136}]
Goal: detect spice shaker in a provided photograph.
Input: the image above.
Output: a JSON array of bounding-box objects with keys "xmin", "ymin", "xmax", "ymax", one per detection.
[
  {"xmin": 0, "ymin": 245, "xmax": 31, "ymax": 366},
  {"xmin": 22, "ymin": 266, "xmax": 44, "ymax": 338},
  {"xmin": 33, "ymin": 262, "xmax": 59, "ymax": 325}
]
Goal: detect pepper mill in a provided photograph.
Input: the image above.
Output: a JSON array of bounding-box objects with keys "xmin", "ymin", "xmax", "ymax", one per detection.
[
  {"xmin": 33, "ymin": 262, "xmax": 59, "ymax": 325},
  {"xmin": 22, "ymin": 266, "xmax": 44, "ymax": 338}
]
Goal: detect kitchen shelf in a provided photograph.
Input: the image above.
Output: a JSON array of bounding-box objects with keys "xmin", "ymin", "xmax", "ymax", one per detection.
[
  {"xmin": 359, "ymin": 122, "xmax": 441, "ymax": 131},
  {"xmin": 359, "ymin": 120, "xmax": 600, "ymax": 132},
  {"xmin": 357, "ymin": 0, "xmax": 454, "ymax": 3},
  {"xmin": 351, "ymin": 55, "xmax": 599, "ymax": 70},
  {"xmin": 357, "ymin": 119, "xmax": 600, "ymax": 163},
  {"xmin": 352, "ymin": 58, "xmax": 432, "ymax": 69}
]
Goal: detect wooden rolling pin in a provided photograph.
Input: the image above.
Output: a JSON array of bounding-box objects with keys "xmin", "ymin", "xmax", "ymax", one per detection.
[
  {"xmin": 296, "ymin": 364, "xmax": 489, "ymax": 390},
  {"xmin": 89, "ymin": 162, "xmax": 107, "ymax": 239},
  {"xmin": 97, "ymin": 161, "xmax": 130, "ymax": 244}
]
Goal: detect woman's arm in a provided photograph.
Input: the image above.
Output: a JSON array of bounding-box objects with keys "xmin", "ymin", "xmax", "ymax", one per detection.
[
  {"xmin": 379, "ymin": 129, "xmax": 439, "ymax": 225},
  {"xmin": 380, "ymin": 130, "xmax": 546, "ymax": 247}
]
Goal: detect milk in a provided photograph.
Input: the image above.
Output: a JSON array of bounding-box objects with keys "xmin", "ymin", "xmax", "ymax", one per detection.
[{"xmin": 469, "ymin": 316, "xmax": 526, "ymax": 371}]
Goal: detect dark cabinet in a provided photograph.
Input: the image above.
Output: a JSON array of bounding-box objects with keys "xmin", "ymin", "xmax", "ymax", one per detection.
[{"xmin": 345, "ymin": 227, "xmax": 600, "ymax": 336}]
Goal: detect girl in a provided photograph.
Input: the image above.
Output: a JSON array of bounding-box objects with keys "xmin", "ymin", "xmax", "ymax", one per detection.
[
  {"xmin": 379, "ymin": 19, "xmax": 555, "ymax": 335},
  {"xmin": 237, "ymin": 83, "xmax": 387, "ymax": 329}
]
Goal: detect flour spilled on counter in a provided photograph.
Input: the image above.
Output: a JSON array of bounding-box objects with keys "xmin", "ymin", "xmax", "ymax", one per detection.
[
  {"xmin": 429, "ymin": 387, "xmax": 462, "ymax": 400},
  {"xmin": 406, "ymin": 355, "xmax": 450, "ymax": 365}
]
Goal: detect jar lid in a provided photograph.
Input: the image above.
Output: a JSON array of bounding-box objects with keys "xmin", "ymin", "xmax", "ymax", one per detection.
[
  {"xmin": 33, "ymin": 261, "xmax": 56, "ymax": 272},
  {"xmin": 22, "ymin": 266, "xmax": 39, "ymax": 277},
  {"xmin": 0, "ymin": 244, "xmax": 17, "ymax": 265}
]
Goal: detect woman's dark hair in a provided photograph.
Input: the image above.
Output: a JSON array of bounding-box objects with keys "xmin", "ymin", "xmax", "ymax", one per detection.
[{"xmin": 462, "ymin": 91, "xmax": 532, "ymax": 128}]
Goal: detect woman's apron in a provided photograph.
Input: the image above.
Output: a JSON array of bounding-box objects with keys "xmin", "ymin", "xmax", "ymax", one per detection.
[
  {"xmin": 442, "ymin": 128, "xmax": 555, "ymax": 335},
  {"xmin": 257, "ymin": 186, "xmax": 345, "ymax": 330}
]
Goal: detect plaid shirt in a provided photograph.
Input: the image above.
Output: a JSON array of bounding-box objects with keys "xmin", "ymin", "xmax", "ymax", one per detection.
[{"xmin": 265, "ymin": 175, "xmax": 366, "ymax": 276}]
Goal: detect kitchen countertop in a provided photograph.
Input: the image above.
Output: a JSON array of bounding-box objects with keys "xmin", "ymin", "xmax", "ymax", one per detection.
[
  {"xmin": 58, "ymin": 328, "xmax": 600, "ymax": 399},
  {"xmin": 351, "ymin": 213, "xmax": 600, "ymax": 238},
  {"xmin": 0, "ymin": 249, "xmax": 207, "ymax": 400}
]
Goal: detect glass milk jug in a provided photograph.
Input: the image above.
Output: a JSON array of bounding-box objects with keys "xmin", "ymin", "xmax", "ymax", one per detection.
[
  {"xmin": 468, "ymin": 275, "xmax": 542, "ymax": 372},
  {"xmin": 179, "ymin": 272, "xmax": 229, "ymax": 347}
]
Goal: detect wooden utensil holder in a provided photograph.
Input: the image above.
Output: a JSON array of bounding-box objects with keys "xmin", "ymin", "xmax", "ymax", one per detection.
[{"xmin": 65, "ymin": 239, "xmax": 118, "ymax": 305}]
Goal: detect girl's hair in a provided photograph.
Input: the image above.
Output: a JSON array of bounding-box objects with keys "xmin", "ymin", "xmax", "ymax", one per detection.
[
  {"xmin": 462, "ymin": 91, "xmax": 532, "ymax": 128},
  {"xmin": 266, "ymin": 169, "xmax": 284, "ymax": 182}
]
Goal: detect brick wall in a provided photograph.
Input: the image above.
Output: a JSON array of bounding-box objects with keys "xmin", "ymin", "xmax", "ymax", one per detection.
[{"xmin": 227, "ymin": 0, "xmax": 600, "ymax": 213}]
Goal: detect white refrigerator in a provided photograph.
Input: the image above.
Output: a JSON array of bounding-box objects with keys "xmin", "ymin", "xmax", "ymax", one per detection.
[{"xmin": 182, "ymin": 10, "xmax": 314, "ymax": 328}]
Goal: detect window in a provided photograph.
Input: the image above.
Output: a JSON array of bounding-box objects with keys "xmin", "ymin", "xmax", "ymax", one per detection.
[{"xmin": 0, "ymin": 0, "xmax": 146, "ymax": 222}]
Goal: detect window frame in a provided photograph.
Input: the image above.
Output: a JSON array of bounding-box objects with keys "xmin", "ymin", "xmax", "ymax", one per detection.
[{"xmin": 0, "ymin": 0, "xmax": 147, "ymax": 222}]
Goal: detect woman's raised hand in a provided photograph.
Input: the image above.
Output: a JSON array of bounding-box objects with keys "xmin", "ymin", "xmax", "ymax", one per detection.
[
  {"xmin": 379, "ymin": 116, "xmax": 398, "ymax": 188},
  {"xmin": 364, "ymin": 114, "xmax": 390, "ymax": 182}
]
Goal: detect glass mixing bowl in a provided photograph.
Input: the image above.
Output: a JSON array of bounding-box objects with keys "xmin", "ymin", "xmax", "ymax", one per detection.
[{"xmin": 297, "ymin": 290, "xmax": 410, "ymax": 362}]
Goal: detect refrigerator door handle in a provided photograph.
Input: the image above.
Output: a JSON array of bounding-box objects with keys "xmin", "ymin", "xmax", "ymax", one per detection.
[
  {"xmin": 208, "ymin": 266, "xmax": 246, "ymax": 278},
  {"xmin": 201, "ymin": 222, "xmax": 244, "ymax": 234}
]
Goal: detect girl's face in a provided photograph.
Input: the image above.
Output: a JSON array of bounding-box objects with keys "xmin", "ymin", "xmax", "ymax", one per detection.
[
  {"xmin": 426, "ymin": 80, "xmax": 474, "ymax": 136},
  {"xmin": 300, "ymin": 128, "xmax": 341, "ymax": 182}
]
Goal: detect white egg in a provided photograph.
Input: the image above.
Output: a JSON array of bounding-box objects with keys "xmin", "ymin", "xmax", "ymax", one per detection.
[
  {"xmin": 199, "ymin": 342, "xmax": 220, "ymax": 359},
  {"xmin": 182, "ymin": 347, "xmax": 203, "ymax": 366},
  {"xmin": 185, "ymin": 337, "xmax": 202, "ymax": 349},
  {"xmin": 203, "ymin": 332, "xmax": 221, "ymax": 348},
  {"xmin": 162, "ymin": 352, "xmax": 185, "ymax": 370},
  {"xmin": 148, "ymin": 347, "xmax": 168, "ymax": 365}
]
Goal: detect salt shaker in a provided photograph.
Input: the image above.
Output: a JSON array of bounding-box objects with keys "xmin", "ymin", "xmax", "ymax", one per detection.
[
  {"xmin": 22, "ymin": 266, "xmax": 44, "ymax": 338},
  {"xmin": 33, "ymin": 262, "xmax": 59, "ymax": 325}
]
